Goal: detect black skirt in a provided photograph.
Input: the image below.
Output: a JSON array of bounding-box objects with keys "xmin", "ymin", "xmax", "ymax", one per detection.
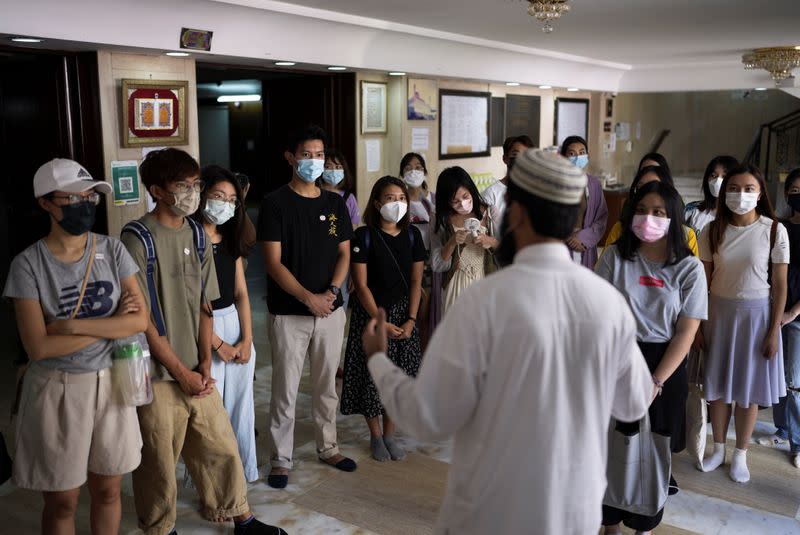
[
  {"xmin": 340, "ymin": 297, "xmax": 423, "ymax": 419},
  {"xmin": 613, "ymin": 341, "xmax": 688, "ymax": 453}
]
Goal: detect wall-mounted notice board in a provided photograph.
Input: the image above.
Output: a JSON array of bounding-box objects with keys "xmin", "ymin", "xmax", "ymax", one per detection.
[{"xmin": 439, "ymin": 89, "xmax": 491, "ymax": 159}]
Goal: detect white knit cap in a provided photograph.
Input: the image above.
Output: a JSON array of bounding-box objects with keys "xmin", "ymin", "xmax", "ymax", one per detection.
[{"xmin": 510, "ymin": 148, "xmax": 587, "ymax": 204}]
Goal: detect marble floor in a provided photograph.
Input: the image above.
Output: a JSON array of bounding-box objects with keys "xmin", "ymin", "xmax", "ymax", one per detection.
[{"xmin": 0, "ymin": 245, "xmax": 798, "ymax": 534}]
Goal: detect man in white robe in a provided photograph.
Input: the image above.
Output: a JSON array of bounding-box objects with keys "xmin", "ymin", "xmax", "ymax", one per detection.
[{"xmin": 362, "ymin": 148, "xmax": 653, "ymax": 535}]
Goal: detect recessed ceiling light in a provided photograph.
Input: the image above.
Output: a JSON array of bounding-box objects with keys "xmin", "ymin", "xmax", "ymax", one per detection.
[
  {"xmin": 11, "ymin": 37, "xmax": 43, "ymax": 43},
  {"xmin": 327, "ymin": 66, "xmax": 347, "ymax": 71},
  {"xmin": 567, "ymin": 87, "xmax": 580, "ymax": 92},
  {"xmin": 795, "ymin": 46, "xmax": 800, "ymax": 50},
  {"xmin": 217, "ymin": 95, "xmax": 262, "ymax": 103},
  {"xmin": 274, "ymin": 61, "xmax": 296, "ymax": 66},
  {"xmin": 166, "ymin": 52, "xmax": 190, "ymax": 57},
  {"xmin": 388, "ymin": 72, "xmax": 406, "ymax": 76},
  {"xmin": 506, "ymin": 82, "xmax": 521, "ymax": 86},
  {"xmin": 754, "ymin": 87, "xmax": 768, "ymax": 91},
  {"xmin": 538, "ymin": 85, "xmax": 552, "ymax": 89}
]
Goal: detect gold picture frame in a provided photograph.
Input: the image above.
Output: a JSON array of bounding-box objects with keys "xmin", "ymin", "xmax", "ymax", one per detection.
[{"xmin": 121, "ymin": 79, "xmax": 188, "ymax": 148}]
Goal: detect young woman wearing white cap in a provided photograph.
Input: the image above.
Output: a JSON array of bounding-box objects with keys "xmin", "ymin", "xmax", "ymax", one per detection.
[{"xmin": 3, "ymin": 159, "xmax": 147, "ymax": 534}]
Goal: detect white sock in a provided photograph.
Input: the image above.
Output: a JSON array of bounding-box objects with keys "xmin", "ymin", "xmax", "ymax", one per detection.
[
  {"xmin": 792, "ymin": 453, "xmax": 799, "ymax": 469},
  {"xmin": 699, "ymin": 442, "xmax": 726, "ymax": 472},
  {"xmin": 730, "ymin": 448, "xmax": 750, "ymax": 483}
]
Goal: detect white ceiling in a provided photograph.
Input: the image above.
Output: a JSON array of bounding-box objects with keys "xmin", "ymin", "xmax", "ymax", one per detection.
[{"xmin": 277, "ymin": 0, "xmax": 800, "ymax": 67}]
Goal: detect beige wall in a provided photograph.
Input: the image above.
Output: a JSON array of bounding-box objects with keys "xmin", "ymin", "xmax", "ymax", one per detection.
[
  {"xmin": 608, "ymin": 89, "xmax": 800, "ymax": 185},
  {"xmin": 97, "ymin": 51, "xmax": 199, "ymax": 237},
  {"xmin": 354, "ymin": 73, "xmax": 602, "ymax": 211}
]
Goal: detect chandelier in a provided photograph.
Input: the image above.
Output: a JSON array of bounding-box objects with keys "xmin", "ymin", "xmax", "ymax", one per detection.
[
  {"xmin": 526, "ymin": 1, "xmax": 571, "ymax": 33},
  {"xmin": 742, "ymin": 46, "xmax": 800, "ymax": 85}
]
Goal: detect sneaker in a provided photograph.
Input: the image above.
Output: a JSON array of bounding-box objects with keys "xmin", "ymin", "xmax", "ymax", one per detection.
[
  {"xmin": 757, "ymin": 434, "xmax": 788, "ymax": 447},
  {"xmin": 793, "ymin": 454, "xmax": 800, "ymax": 469}
]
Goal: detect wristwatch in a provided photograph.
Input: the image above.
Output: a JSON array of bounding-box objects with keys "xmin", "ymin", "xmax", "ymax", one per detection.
[{"xmin": 329, "ymin": 285, "xmax": 341, "ymax": 297}]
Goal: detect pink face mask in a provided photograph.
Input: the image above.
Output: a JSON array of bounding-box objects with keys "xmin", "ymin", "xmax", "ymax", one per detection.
[
  {"xmin": 454, "ymin": 198, "xmax": 473, "ymax": 215},
  {"xmin": 631, "ymin": 214, "xmax": 671, "ymax": 243}
]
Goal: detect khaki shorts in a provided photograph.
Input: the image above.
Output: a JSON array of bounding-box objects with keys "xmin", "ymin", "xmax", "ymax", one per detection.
[{"xmin": 13, "ymin": 364, "xmax": 143, "ymax": 492}]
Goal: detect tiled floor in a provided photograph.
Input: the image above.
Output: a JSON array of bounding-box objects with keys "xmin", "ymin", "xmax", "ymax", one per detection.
[{"xmin": 0, "ymin": 243, "xmax": 798, "ymax": 534}]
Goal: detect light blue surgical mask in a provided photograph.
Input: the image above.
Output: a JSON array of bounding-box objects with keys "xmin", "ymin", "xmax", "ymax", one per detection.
[
  {"xmin": 322, "ymin": 169, "xmax": 345, "ymax": 186},
  {"xmin": 569, "ymin": 154, "xmax": 589, "ymax": 169},
  {"xmin": 296, "ymin": 159, "xmax": 324, "ymax": 183}
]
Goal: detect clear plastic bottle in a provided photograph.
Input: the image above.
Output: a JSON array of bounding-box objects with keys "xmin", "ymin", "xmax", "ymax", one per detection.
[{"xmin": 112, "ymin": 334, "xmax": 153, "ymax": 406}]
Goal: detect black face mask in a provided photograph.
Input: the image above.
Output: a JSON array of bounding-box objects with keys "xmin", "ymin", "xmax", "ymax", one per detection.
[
  {"xmin": 507, "ymin": 157, "xmax": 516, "ymax": 175},
  {"xmin": 57, "ymin": 201, "xmax": 96, "ymax": 236},
  {"xmin": 495, "ymin": 209, "xmax": 517, "ymax": 267},
  {"xmin": 788, "ymin": 194, "xmax": 800, "ymax": 213}
]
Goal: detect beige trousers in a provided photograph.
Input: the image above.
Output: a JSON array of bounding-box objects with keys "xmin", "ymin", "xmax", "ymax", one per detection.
[
  {"xmin": 132, "ymin": 381, "xmax": 249, "ymax": 535},
  {"xmin": 268, "ymin": 308, "xmax": 346, "ymax": 468}
]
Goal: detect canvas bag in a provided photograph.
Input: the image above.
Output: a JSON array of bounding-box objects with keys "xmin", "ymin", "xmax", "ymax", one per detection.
[
  {"xmin": 685, "ymin": 348, "xmax": 707, "ymax": 467},
  {"xmin": 603, "ymin": 412, "xmax": 671, "ymax": 517}
]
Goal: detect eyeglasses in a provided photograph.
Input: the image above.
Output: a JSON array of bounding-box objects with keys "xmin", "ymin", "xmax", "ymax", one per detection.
[
  {"xmin": 207, "ymin": 191, "xmax": 240, "ymax": 208},
  {"xmin": 172, "ymin": 181, "xmax": 205, "ymax": 194},
  {"xmin": 49, "ymin": 193, "xmax": 101, "ymax": 205}
]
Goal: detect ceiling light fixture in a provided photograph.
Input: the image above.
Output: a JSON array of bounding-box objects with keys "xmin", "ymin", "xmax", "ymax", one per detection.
[
  {"xmin": 217, "ymin": 95, "xmax": 262, "ymax": 103},
  {"xmin": 743, "ymin": 47, "xmax": 800, "ymax": 85},
  {"xmin": 327, "ymin": 66, "xmax": 347, "ymax": 71},
  {"xmin": 538, "ymin": 85, "xmax": 552, "ymax": 89},
  {"xmin": 567, "ymin": 87, "xmax": 579, "ymax": 92},
  {"xmin": 521, "ymin": 1, "xmax": 571, "ymax": 34},
  {"xmin": 166, "ymin": 52, "xmax": 190, "ymax": 57},
  {"xmin": 11, "ymin": 37, "xmax": 43, "ymax": 43},
  {"xmin": 506, "ymin": 82, "xmax": 521, "ymax": 86},
  {"xmin": 388, "ymin": 72, "xmax": 406, "ymax": 76},
  {"xmin": 754, "ymin": 87, "xmax": 768, "ymax": 91},
  {"xmin": 274, "ymin": 61, "xmax": 296, "ymax": 66}
]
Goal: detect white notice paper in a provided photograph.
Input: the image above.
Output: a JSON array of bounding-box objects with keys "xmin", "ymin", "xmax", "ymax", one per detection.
[
  {"xmin": 366, "ymin": 139, "xmax": 381, "ymax": 172},
  {"xmin": 412, "ymin": 127, "xmax": 429, "ymax": 151}
]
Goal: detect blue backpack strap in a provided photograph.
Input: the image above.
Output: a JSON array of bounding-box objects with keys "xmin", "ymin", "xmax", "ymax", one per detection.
[
  {"xmin": 186, "ymin": 217, "xmax": 205, "ymax": 262},
  {"xmin": 122, "ymin": 221, "xmax": 167, "ymax": 336}
]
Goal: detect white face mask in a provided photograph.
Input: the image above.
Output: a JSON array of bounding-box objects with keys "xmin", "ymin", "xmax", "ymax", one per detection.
[
  {"xmin": 379, "ymin": 201, "xmax": 408, "ymax": 223},
  {"xmin": 709, "ymin": 177, "xmax": 723, "ymax": 198},
  {"xmin": 725, "ymin": 191, "xmax": 759, "ymax": 215},
  {"xmin": 203, "ymin": 199, "xmax": 236, "ymax": 225},
  {"xmin": 403, "ymin": 170, "xmax": 425, "ymax": 188}
]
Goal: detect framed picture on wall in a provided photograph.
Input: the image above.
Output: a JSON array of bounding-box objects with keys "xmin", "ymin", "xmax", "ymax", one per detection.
[
  {"xmin": 554, "ymin": 97, "xmax": 589, "ymax": 148},
  {"xmin": 361, "ymin": 81, "xmax": 387, "ymax": 134},
  {"xmin": 408, "ymin": 78, "xmax": 438, "ymax": 120},
  {"xmin": 121, "ymin": 79, "xmax": 188, "ymax": 147},
  {"xmin": 439, "ymin": 89, "xmax": 491, "ymax": 159}
]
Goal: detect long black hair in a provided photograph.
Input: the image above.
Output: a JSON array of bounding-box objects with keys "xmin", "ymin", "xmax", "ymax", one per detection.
[
  {"xmin": 434, "ymin": 166, "xmax": 488, "ymax": 234},
  {"xmin": 697, "ymin": 155, "xmax": 738, "ymax": 212},
  {"xmin": 616, "ymin": 181, "xmax": 691, "ymax": 266},
  {"xmin": 708, "ymin": 163, "xmax": 776, "ymax": 255},
  {"xmin": 362, "ymin": 176, "xmax": 410, "ymax": 231},
  {"xmin": 630, "ymin": 165, "xmax": 673, "ymax": 197},
  {"xmin": 638, "ymin": 152, "xmax": 671, "ymax": 177},
  {"xmin": 192, "ymin": 164, "xmax": 249, "ymax": 258}
]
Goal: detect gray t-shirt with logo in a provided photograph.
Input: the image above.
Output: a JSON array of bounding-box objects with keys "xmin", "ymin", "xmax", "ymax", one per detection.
[
  {"xmin": 3, "ymin": 233, "xmax": 139, "ymax": 372},
  {"xmin": 595, "ymin": 244, "xmax": 708, "ymax": 343}
]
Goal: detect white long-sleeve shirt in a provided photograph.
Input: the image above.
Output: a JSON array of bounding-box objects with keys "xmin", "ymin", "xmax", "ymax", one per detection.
[{"xmin": 368, "ymin": 242, "xmax": 652, "ymax": 535}]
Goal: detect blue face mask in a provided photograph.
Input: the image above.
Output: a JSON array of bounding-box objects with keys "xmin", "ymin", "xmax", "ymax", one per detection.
[
  {"xmin": 322, "ymin": 169, "xmax": 345, "ymax": 186},
  {"xmin": 296, "ymin": 159, "xmax": 324, "ymax": 183},
  {"xmin": 569, "ymin": 154, "xmax": 589, "ymax": 169}
]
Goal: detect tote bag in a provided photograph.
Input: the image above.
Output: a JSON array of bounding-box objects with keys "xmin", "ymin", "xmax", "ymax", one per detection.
[
  {"xmin": 685, "ymin": 348, "xmax": 707, "ymax": 467},
  {"xmin": 603, "ymin": 412, "xmax": 671, "ymax": 517}
]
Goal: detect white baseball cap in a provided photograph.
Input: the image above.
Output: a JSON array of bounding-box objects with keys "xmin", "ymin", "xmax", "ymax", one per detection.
[{"xmin": 33, "ymin": 158, "xmax": 112, "ymax": 198}]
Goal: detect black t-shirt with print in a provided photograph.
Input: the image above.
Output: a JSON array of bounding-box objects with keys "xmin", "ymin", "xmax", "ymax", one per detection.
[
  {"xmin": 351, "ymin": 225, "xmax": 427, "ymax": 309},
  {"xmin": 257, "ymin": 185, "xmax": 353, "ymax": 316}
]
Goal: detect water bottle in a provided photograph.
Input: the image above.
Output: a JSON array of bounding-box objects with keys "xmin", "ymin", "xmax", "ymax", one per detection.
[{"xmin": 113, "ymin": 335, "xmax": 153, "ymax": 406}]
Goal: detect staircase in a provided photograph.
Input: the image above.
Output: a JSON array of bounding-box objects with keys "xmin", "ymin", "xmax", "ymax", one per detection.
[{"xmin": 674, "ymin": 174, "xmax": 704, "ymax": 205}]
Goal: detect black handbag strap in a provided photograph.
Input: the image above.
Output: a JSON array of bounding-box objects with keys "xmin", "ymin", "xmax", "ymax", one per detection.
[{"xmin": 373, "ymin": 228, "xmax": 411, "ymax": 292}]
